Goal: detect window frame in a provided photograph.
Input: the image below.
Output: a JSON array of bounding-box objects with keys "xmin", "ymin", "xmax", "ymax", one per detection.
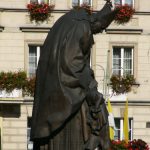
[
  {"xmin": 114, "ymin": 117, "xmax": 133, "ymax": 141},
  {"xmin": 112, "ymin": 46, "xmax": 134, "ymax": 76},
  {"xmin": 29, "ymin": 0, "xmax": 51, "ymax": 4},
  {"xmin": 114, "ymin": 0, "xmax": 134, "ymax": 8},
  {"xmin": 109, "ymin": 42, "xmax": 137, "ymax": 78},
  {"xmin": 25, "ymin": 41, "xmax": 43, "ymax": 78},
  {"xmin": 28, "ymin": 45, "xmax": 41, "ymax": 77}
]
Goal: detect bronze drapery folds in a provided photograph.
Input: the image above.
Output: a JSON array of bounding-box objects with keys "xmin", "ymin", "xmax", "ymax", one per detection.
[{"xmin": 31, "ymin": 1, "xmax": 119, "ymax": 150}]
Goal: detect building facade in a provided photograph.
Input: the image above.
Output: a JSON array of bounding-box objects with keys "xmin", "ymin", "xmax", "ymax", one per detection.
[{"xmin": 0, "ymin": 0, "xmax": 150, "ymax": 149}]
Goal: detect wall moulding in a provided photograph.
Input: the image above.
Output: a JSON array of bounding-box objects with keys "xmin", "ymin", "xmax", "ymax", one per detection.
[
  {"xmin": 20, "ymin": 27, "xmax": 51, "ymax": 33},
  {"xmin": 106, "ymin": 28, "xmax": 143, "ymax": 34}
]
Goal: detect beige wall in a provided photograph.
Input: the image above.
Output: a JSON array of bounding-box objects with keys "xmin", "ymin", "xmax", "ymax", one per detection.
[
  {"xmin": 0, "ymin": 0, "xmax": 27, "ymax": 9},
  {"xmin": 2, "ymin": 104, "xmax": 32, "ymax": 150},
  {"xmin": 0, "ymin": 32, "xmax": 24, "ymax": 72}
]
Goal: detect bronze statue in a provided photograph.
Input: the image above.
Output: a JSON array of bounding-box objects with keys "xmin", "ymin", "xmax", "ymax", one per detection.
[{"xmin": 31, "ymin": 1, "xmax": 119, "ymax": 149}]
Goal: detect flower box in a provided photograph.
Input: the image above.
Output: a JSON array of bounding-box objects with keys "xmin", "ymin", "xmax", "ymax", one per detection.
[
  {"xmin": 114, "ymin": 4, "xmax": 135, "ymax": 25},
  {"xmin": 0, "ymin": 89, "xmax": 22, "ymax": 98},
  {"xmin": 0, "ymin": 71, "xmax": 35, "ymax": 97},
  {"xmin": 27, "ymin": 2, "xmax": 54, "ymax": 23},
  {"xmin": 109, "ymin": 75, "xmax": 136, "ymax": 95},
  {"xmin": 110, "ymin": 139, "xmax": 150, "ymax": 150}
]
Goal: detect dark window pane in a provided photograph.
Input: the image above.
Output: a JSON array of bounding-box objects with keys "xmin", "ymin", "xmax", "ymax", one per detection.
[
  {"xmin": 124, "ymin": 48, "xmax": 132, "ymax": 58},
  {"xmin": 129, "ymin": 118, "xmax": 133, "ymax": 140},
  {"xmin": 113, "ymin": 47, "xmax": 121, "ymax": 75},
  {"xmin": 115, "ymin": 118, "xmax": 120, "ymax": 129},
  {"xmin": 113, "ymin": 59, "xmax": 121, "ymax": 69},
  {"xmin": 124, "ymin": 48, "xmax": 133, "ymax": 75},
  {"xmin": 114, "ymin": 118, "xmax": 121, "ymax": 140},
  {"xmin": 29, "ymin": 46, "xmax": 38, "ymax": 77},
  {"xmin": 27, "ymin": 117, "xmax": 32, "ymax": 127},
  {"xmin": 113, "ymin": 47, "xmax": 121, "ymax": 58},
  {"xmin": 27, "ymin": 117, "xmax": 33, "ymax": 150},
  {"xmin": 29, "ymin": 46, "xmax": 37, "ymax": 56}
]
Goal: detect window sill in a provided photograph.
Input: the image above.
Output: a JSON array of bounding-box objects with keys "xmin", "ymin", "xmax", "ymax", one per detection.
[
  {"xmin": 106, "ymin": 28, "xmax": 143, "ymax": 34},
  {"xmin": 20, "ymin": 26, "xmax": 51, "ymax": 32}
]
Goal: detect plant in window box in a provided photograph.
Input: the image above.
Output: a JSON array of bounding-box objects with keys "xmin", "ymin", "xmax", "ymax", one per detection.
[
  {"xmin": 27, "ymin": 2, "xmax": 55, "ymax": 23},
  {"xmin": 128, "ymin": 139, "xmax": 150, "ymax": 150},
  {"xmin": 110, "ymin": 140, "xmax": 128, "ymax": 150},
  {"xmin": 109, "ymin": 74, "xmax": 136, "ymax": 95},
  {"xmin": 114, "ymin": 4, "xmax": 135, "ymax": 25},
  {"xmin": 0, "ymin": 71, "xmax": 36, "ymax": 97},
  {"xmin": 0, "ymin": 71, "xmax": 26, "ymax": 97},
  {"xmin": 110, "ymin": 139, "xmax": 150, "ymax": 150},
  {"xmin": 23, "ymin": 76, "xmax": 36, "ymax": 97}
]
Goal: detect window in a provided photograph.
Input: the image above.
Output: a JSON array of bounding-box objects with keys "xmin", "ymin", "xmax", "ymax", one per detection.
[
  {"xmin": 114, "ymin": 118, "xmax": 133, "ymax": 141},
  {"xmin": 30, "ymin": 0, "xmax": 50, "ymax": 4},
  {"xmin": 29, "ymin": 45, "xmax": 41, "ymax": 77},
  {"xmin": 114, "ymin": 0, "xmax": 134, "ymax": 7},
  {"xmin": 112, "ymin": 47, "xmax": 133, "ymax": 76},
  {"xmin": 72, "ymin": 0, "xmax": 92, "ymax": 6},
  {"xmin": 27, "ymin": 117, "xmax": 33, "ymax": 150}
]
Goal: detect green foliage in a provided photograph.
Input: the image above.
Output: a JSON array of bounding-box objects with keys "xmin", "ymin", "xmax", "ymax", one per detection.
[
  {"xmin": 111, "ymin": 140, "xmax": 128, "ymax": 150},
  {"xmin": 0, "ymin": 71, "xmax": 35, "ymax": 96},
  {"xmin": 110, "ymin": 139, "xmax": 150, "ymax": 150},
  {"xmin": 0, "ymin": 71, "xmax": 26, "ymax": 93},
  {"xmin": 23, "ymin": 76, "xmax": 36, "ymax": 97},
  {"xmin": 110, "ymin": 74, "xmax": 135, "ymax": 95},
  {"xmin": 128, "ymin": 139, "xmax": 150, "ymax": 150}
]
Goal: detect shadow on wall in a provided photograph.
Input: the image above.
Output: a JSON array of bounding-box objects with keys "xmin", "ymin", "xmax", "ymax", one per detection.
[{"xmin": 1, "ymin": 104, "xmax": 21, "ymax": 118}]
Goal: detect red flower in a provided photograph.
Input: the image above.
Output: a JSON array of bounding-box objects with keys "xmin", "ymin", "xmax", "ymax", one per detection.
[
  {"xmin": 114, "ymin": 4, "xmax": 135, "ymax": 24},
  {"xmin": 27, "ymin": 2, "xmax": 55, "ymax": 23}
]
